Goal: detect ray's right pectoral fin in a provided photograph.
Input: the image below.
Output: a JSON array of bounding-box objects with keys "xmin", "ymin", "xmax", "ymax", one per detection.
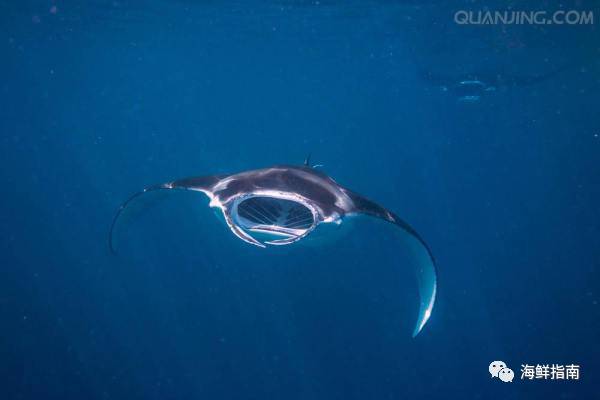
[
  {"xmin": 108, "ymin": 174, "xmax": 225, "ymax": 254},
  {"xmin": 397, "ymin": 223, "xmax": 437, "ymax": 337},
  {"xmin": 346, "ymin": 191, "xmax": 437, "ymax": 337}
]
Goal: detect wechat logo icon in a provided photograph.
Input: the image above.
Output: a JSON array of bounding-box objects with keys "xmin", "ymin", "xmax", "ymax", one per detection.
[{"xmin": 489, "ymin": 361, "xmax": 514, "ymax": 383}]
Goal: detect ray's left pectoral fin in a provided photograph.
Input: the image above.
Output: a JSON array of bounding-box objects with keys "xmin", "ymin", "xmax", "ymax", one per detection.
[
  {"xmin": 167, "ymin": 175, "xmax": 227, "ymax": 195},
  {"xmin": 108, "ymin": 174, "xmax": 226, "ymax": 254},
  {"xmin": 347, "ymin": 191, "xmax": 437, "ymax": 337}
]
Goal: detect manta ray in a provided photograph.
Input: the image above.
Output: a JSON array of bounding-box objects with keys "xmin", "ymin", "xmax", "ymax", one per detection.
[
  {"xmin": 420, "ymin": 61, "xmax": 578, "ymax": 102},
  {"xmin": 109, "ymin": 162, "xmax": 437, "ymax": 337}
]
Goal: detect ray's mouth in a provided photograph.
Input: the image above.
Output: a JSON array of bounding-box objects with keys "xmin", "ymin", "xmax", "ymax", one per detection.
[{"xmin": 230, "ymin": 194, "xmax": 317, "ymax": 245}]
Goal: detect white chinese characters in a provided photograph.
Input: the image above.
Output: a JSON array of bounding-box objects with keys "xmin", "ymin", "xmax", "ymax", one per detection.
[{"xmin": 520, "ymin": 364, "xmax": 580, "ymax": 380}]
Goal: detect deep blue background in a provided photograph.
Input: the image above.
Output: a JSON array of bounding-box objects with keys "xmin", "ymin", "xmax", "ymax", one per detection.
[{"xmin": 1, "ymin": 1, "xmax": 599, "ymax": 399}]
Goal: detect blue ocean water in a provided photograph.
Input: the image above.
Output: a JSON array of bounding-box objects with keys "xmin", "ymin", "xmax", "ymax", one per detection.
[{"xmin": 1, "ymin": 1, "xmax": 599, "ymax": 399}]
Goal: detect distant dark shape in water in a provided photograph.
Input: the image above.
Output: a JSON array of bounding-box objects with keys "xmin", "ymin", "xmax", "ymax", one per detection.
[
  {"xmin": 420, "ymin": 63, "xmax": 575, "ymax": 102},
  {"xmin": 109, "ymin": 161, "xmax": 437, "ymax": 337}
]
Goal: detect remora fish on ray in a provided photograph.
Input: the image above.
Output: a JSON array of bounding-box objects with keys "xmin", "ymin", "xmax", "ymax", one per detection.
[{"xmin": 109, "ymin": 162, "xmax": 437, "ymax": 337}]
